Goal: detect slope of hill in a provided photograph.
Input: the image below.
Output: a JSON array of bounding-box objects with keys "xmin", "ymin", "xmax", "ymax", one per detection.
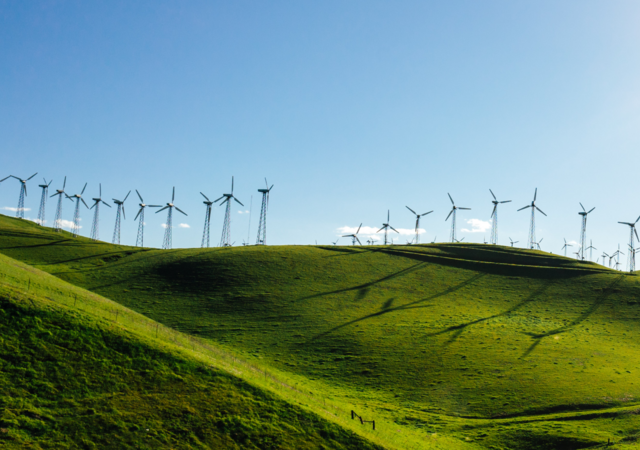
[
  {"xmin": 2, "ymin": 214, "xmax": 640, "ymax": 449},
  {"xmin": 0, "ymin": 249, "xmax": 383, "ymax": 449}
]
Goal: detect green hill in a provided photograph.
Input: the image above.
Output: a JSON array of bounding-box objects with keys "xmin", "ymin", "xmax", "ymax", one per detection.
[
  {"xmin": 0, "ymin": 245, "xmax": 383, "ymax": 448},
  {"xmin": 2, "ymin": 214, "xmax": 640, "ymax": 449}
]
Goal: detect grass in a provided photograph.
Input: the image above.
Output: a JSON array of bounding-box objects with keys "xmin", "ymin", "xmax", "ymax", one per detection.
[{"xmin": 3, "ymin": 214, "xmax": 640, "ymax": 448}]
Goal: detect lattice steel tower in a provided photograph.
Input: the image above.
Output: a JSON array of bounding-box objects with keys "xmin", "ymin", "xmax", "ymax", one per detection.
[
  {"xmin": 156, "ymin": 187, "xmax": 187, "ymax": 250},
  {"xmin": 489, "ymin": 189, "xmax": 511, "ymax": 245},
  {"xmin": 112, "ymin": 191, "xmax": 131, "ymax": 245},
  {"xmin": 51, "ymin": 176, "xmax": 70, "ymax": 231},
  {"xmin": 68, "ymin": 182, "xmax": 88, "ymax": 237},
  {"xmin": 256, "ymin": 179, "xmax": 274, "ymax": 245},
  {"xmin": 445, "ymin": 193, "xmax": 471, "ymax": 243},
  {"xmin": 134, "ymin": 190, "xmax": 160, "ymax": 247},
  {"xmin": 37, "ymin": 178, "xmax": 52, "ymax": 225},
  {"xmin": 214, "ymin": 177, "xmax": 243, "ymax": 247},
  {"xmin": 377, "ymin": 210, "xmax": 399, "ymax": 245},
  {"xmin": 200, "ymin": 192, "xmax": 214, "ymax": 248},
  {"xmin": 578, "ymin": 203, "xmax": 595, "ymax": 260},
  {"xmin": 517, "ymin": 188, "xmax": 546, "ymax": 249},
  {"xmin": 89, "ymin": 184, "xmax": 111, "ymax": 241},
  {"xmin": 9, "ymin": 173, "xmax": 37, "ymax": 219},
  {"xmin": 618, "ymin": 215, "xmax": 640, "ymax": 272}
]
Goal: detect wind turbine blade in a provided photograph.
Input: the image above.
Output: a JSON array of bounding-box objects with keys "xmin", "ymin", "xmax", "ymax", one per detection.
[
  {"xmin": 148, "ymin": 205, "xmax": 162, "ymax": 207},
  {"xmin": 26, "ymin": 172, "xmax": 37, "ymax": 181},
  {"xmin": 387, "ymin": 210, "xmax": 390, "ymax": 222},
  {"xmin": 536, "ymin": 206, "xmax": 547, "ymax": 216},
  {"xmin": 63, "ymin": 176, "xmax": 67, "ymax": 189},
  {"xmin": 355, "ymin": 236, "xmax": 362, "ymax": 245},
  {"xmin": 415, "ymin": 218, "xmax": 419, "ymax": 230},
  {"xmin": 0, "ymin": 176, "xmax": 9, "ymax": 182},
  {"xmin": 580, "ymin": 202, "xmax": 586, "ymax": 212},
  {"xmin": 81, "ymin": 198, "xmax": 89, "ymax": 208},
  {"xmin": 489, "ymin": 189, "xmax": 496, "ymax": 200},
  {"xmin": 447, "ymin": 193, "xmax": 454, "ymax": 205},
  {"xmin": 99, "ymin": 183, "xmax": 102, "ymax": 197},
  {"xmin": 122, "ymin": 206, "xmax": 126, "ymax": 220},
  {"xmin": 24, "ymin": 185, "xmax": 28, "ymax": 196},
  {"xmin": 517, "ymin": 205, "xmax": 530, "ymax": 212},
  {"xmin": 102, "ymin": 200, "xmax": 112, "ymax": 207},
  {"xmin": 588, "ymin": 207, "xmax": 595, "ymax": 214},
  {"xmin": 376, "ymin": 226, "xmax": 385, "ymax": 233},
  {"xmin": 233, "ymin": 197, "xmax": 244, "ymax": 206},
  {"xmin": 123, "ymin": 190, "xmax": 131, "ymax": 202},
  {"xmin": 81, "ymin": 182, "xmax": 87, "ymax": 195},
  {"xmin": 421, "ymin": 211, "xmax": 433, "ymax": 216},
  {"xmin": 175, "ymin": 206, "xmax": 188, "ymax": 216},
  {"xmin": 214, "ymin": 196, "xmax": 224, "ymax": 203},
  {"xmin": 50, "ymin": 192, "xmax": 58, "ymax": 198},
  {"xmin": 172, "ymin": 187, "xmax": 175, "ymax": 202},
  {"xmin": 356, "ymin": 223, "xmax": 362, "ymax": 234},
  {"xmin": 406, "ymin": 206, "xmax": 417, "ymax": 215},
  {"xmin": 636, "ymin": 228, "xmax": 640, "ymax": 242},
  {"xmin": 636, "ymin": 215, "xmax": 640, "ymax": 224},
  {"xmin": 534, "ymin": 188, "xmax": 537, "ymax": 201},
  {"xmin": 136, "ymin": 189, "xmax": 143, "ymax": 203},
  {"xmin": 231, "ymin": 176, "xmax": 234, "ymax": 194},
  {"xmin": 445, "ymin": 210, "xmax": 453, "ymax": 221},
  {"xmin": 134, "ymin": 208, "xmax": 142, "ymax": 220},
  {"xmin": 459, "ymin": 207, "xmax": 471, "ymax": 210},
  {"xmin": 491, "ymin": 205, "xmax": 496, "ymax": 217},
  {"xmin": 500, "ymin": 200, "xmax": 512, "ymax": 203},
  {"xmin": 200, "ymin": 192, "xmax": 210, "ymax": 202},
  {"xmin": 90, "ymin": 202, "xmax": 96, "ymax": 210},
  {"xmin": 269, "ymin": 184, "xmax": 274, "ymax": 191},
  {"xmin": 390, "ymin": 226, "xmax": 399, "ymax": 233},
  {"xmin": 156, "ymin": 206, "xmax": 169, "ymax": 213}
]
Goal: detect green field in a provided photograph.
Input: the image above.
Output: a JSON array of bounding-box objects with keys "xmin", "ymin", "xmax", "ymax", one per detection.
[{"xmin": 2, "ymin": 214, "xmax": 640, "ymax": 449}]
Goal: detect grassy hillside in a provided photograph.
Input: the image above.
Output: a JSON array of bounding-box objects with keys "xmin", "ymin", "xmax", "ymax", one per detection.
[
  {"xmin": 0, "ymin": 249, "xmax": 383, "ymax": 449},
  {"xmin": 3, "ymin": 214, "xmax": 640, "ymax": 448}
]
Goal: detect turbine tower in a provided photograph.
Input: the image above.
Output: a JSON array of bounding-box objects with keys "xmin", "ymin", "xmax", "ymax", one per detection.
[
  {"xmin": 156, "ymin": 187, "xmax": 187, "ymax": 250},
  {"xmin": 112, "ymin": 191, "xmax": 131, "ymax": 245},
  {"xmin": 89, "ymin": 184, "xmax": 111, "ymax": 241},
  {"xmin": 67, "ymin": 182, "xmax": 88, "ymax": 237},
  {"xmin": 36, "ymin": 178, "xmax": 52, "ymax": 225},
  {"xmin": 406, "ymin": 206, "xmax": 432, "ymax": 244},
  {"xmin": 256, "ymin": 178, "xmax": 274, "ymax": 245},
  {"xmin": 578, "ymin": 203, "xmax": 595, "ymax": 260},
  {"xmin": 561, "ymin": 238, "xmax": 572, "ymax": 257},
  {"xmin": 50, "ymin": 176, "xmax": 71, "ymax": 231},
  {"xmin": 618, "ymin": 216, "xmax": 640, "ymax": 272},
  {"xmin": 10, "ymin": 173, "xmax": 38, "ymax": 218},
  {"xmin": 585, "ymin": 240, "xmax": 596, "ymax": 261},
  {"xmin": 134, "ymin": 190, "xmax": 161, "ymax": 247},
  {"xmin": 445, "ymin": 193, "xmax": 471, "ymax": 243},
  {"xmin": 342, "ymin": 223, "xmax": 362, "ymax": 245},
  {"xmin": 489, "ymin": 189, "xmax": 511, "ymax": 245},
  {"xmin": 377, "ymin": 210, "xmax": 399, "ymax": 245},
  {"xmin": 517, "ymin": 188, "xmax": 546, "ymax": 249},
  {"xmin": 214, "ymin": 177, "xmax": 243, "ymax": 247},
  {"xmin": 200, "ymin": 192, "xmax": 214, "ymax": 248}
]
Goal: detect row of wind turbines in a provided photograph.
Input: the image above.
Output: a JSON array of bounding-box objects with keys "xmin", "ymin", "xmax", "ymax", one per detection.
[
  {"xmin": 0, "ymin": 174, "xmax": 273, "ymax": 250},
  {"xmin": 340, "ymin": 188, "xmax": 640, "ymax": 273}
]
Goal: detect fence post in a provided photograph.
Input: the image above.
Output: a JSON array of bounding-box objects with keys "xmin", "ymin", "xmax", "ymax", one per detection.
[
  {"xmin": 351, "ymin": 410, "xmax": 355, "ymax": 420},
  {"xmin": 372, "ymin": 420, "xmax": 375, "ymax": 430}
]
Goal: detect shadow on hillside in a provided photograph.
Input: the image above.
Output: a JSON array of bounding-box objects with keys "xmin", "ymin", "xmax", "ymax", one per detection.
[
  {"xmin": 521, "ymin": 275, "xmax": 626, "ymax": 357},
  {"xmin": 0, "ymin": 238, "xmax": 74, "ymax": 250},
  {"xmin": 295, "ymin": 262, "xmax": 426, "ymax": 302},
  {"xmin": 311, "ymin": 272, "xmax": 486, "ymax": 340},
  {"xmin": 424, "ymin": 282, "xmax": 553, "ymax": 347}
]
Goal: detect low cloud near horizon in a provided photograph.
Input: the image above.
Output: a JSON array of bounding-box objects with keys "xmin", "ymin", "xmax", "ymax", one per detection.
[{"xmin": 461, "ymin": 219, "xmax": 491, "ymax": 233}]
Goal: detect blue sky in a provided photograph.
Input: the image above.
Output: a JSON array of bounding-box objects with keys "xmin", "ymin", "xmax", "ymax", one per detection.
[{"xmin": 1, "ymin": 1, "xmax": 640, "ymax": 260}]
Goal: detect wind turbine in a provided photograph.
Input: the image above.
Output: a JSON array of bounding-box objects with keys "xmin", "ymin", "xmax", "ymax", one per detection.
[
  {"xmin": 573, "ymin": 250, "xmax": 581, "ymax": 259},
  {"xmin": 50, "ymin": 176, "xmax": 72, "ymax": 231},
  {"xmin": 156, "ymin": 187, "xmax": 187, "ymax": 249},
  {"xmin": 578, "ymin": 203, "xmax": 595, "ymax": 260},
  {"xmin": 534, "ymin": 238, "xmax": 543, "ymax": 250},
  {"xmin": 406, "ymin": 206, "xmax": 432, "ymax": 244},
  {"xmin": 445, "ymin": 193, "xmax": 471, "ymax": 243},
  {"xmin": 89, "ymin": 184, "xmax": 112, "ymax": 241},
  {"xmin": 342, "ymin": 223, "xmax": 362, "ymax": 245},
  {"xmin": 618, "ymin": 215, "xmax": 640, "ymax": 272},
  {"xmin": 561, "ymin": 238, "xmax": 572, "ymax": 257},
  {"xmin": 517, "ymin": 188, "xmax": 546, "ymax": 249},
  {"xmin": 112, "ymin": 190, "xmax": 131, "ymax": 245},
  {"xmin": 215, "ymin": 177, "xmax": 243, "ymax": 247},
  {"xmin": 509, "ymin": 237, "xmax": 518, "ymax": 247},
  {"xmin": 10, "ymin": 173, "xmax": 38, "ymax": 219},
  {"xmin": 256, "ymin": 178, "xmax": 274, "ymax": 245},
  {"xmin": 489, "ymin": 189, "xmax": 511, "ymax": 245},
  {"xmin": 601, "ymin": 252, "xmax": 609, "ymax": 268},
  {"xmin": 332, "ymin": 238, "xmax": 340, "ymax": 246},
  {"xmin": 66, "ymin": 183, "xmax": 89, "ymax": 237},
  {"xmin": 200, "ymin": 192, "xmax": 214, "ymax": 248},
  {"xmin": 585, "ymin": 240, "xmax": 596, "ymax": 262},
  {"xmin": 377, "ymin": 210, "xmax": 399, "ymax": 245},
  {"xmin": 36, "ymin": 178, "xmax": 53, "ymax": 225},
  {"xmin": 134, "ymin": 190, "xmax": 161, "ymax": 247},
  {"xmin": 613, "ymin": 244, "xmax": 625, "ymax": 270}
]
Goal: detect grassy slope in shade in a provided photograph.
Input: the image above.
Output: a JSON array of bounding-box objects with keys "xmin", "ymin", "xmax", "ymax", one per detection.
[
  {"xmin": 3, "ymin": 214, "xmax": 640, "ymax": 448},
  {"xmin": 0, "ymin": 252, "xmax": 383, "ymax": 449}
]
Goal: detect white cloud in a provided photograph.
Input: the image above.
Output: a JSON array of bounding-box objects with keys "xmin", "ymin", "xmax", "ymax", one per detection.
[
  {"xmin": 2, "ymin": 206, "xmax": 31, "ymax": 212},
  {"xmin": 461, "ymin": 219, "xmax": 491, "ymax": 233},
  {"xmin": 161, "ymin": 223, "xmax": 169, "ymax": 229},
  {"xmin": 337, "ymin": 225, "xmax": 424, "ymax": 237},
  {"xmin": 567, "ymin": 240, "xmax": 579, "ymax": 247},
  {"xmin": 178, "ymin": 223, "xmax": 190, "ymax": 228},
  {"xmin": 238, "ymin": 210, "xmax": 250, "ymax": 214},
  {"xmin": 56, "ymin": 219, "xmax": 79, "ymax": 229}
]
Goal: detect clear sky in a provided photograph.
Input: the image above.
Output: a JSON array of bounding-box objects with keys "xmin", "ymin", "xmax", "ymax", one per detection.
[{"xmin": 1, "ymin": 1, "xmax": 640, "ymax": 261}]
